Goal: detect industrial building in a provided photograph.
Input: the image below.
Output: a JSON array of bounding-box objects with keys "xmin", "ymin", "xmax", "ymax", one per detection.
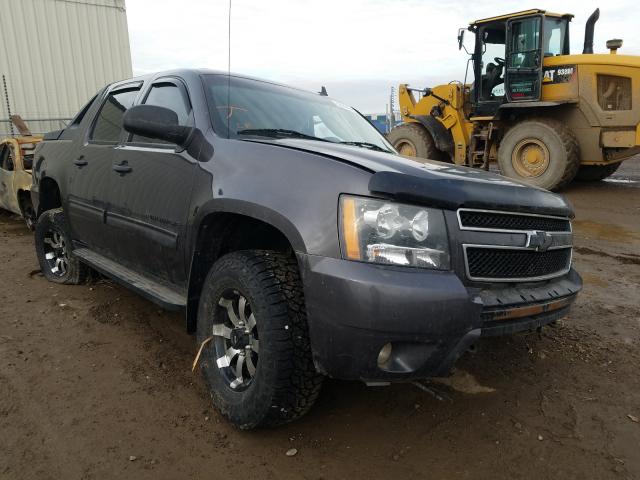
[{"xmin": 0, "ymin": 0, "xmax": 132, "ymax": 136}]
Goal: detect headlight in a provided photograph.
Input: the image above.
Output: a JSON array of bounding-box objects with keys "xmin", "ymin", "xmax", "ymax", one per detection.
[{"xmin": 339, "ymin": 195, "xmax": 450, "ymax": 269}]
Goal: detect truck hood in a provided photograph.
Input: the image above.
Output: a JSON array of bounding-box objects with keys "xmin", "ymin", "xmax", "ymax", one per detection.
[{"xmin": 247, "ymin": 138, "xmax": 574, "ymax": 217}]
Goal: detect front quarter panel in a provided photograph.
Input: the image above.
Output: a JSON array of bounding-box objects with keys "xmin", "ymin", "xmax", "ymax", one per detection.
[{"xmin": 189, "ymin": 137, "xmax": 375, "ymax": 258}]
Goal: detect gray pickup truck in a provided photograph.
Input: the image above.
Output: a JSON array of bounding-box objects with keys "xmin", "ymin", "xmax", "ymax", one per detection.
[{"xmin": 31, "ymin": 69, "xmax": 581, "ymax": 429}]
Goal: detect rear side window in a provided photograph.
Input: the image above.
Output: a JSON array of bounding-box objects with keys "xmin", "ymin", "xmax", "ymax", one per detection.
[
  {"xmin": 131, "ymin": 82, "xmax": 193, "ymax": 144},
  {"xmin": 0, "ymin": 144, "xmax": 10, "ymax": 171},
  {"xmin": 90, "ymin": 87, "xmax": 141, "ymax": 143},
  {"xmin": 0, "ymin": 144, "xmax": 15, "ymax": 172}
]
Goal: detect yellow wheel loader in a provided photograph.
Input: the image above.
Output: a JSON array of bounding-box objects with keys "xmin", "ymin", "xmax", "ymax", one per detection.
[{"xmin": 388, "ymin": 8, "xmax": 640, "ymax": 190}]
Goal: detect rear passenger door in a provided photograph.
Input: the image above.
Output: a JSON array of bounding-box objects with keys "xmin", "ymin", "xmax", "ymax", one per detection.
[
  {"xmin": 66, "ymin": 84, "xmax": 141, "ymax": 254},
  {"xmin": 107, "ymin": 78, "xmax": 197, "ymax": 288}
]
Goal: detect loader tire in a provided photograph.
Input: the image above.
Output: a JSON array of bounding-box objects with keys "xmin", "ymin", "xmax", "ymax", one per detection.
[
  {"xmin": 575, "ymin": 162, "xmax": 621, "ymax": 182},
  {"xmin": 196, "ymin": 250, "xmax": 323, "ymax": 429},
  {"xmin": 497, "ymin": 118, "xmax": 580, "ymax": 191},
  {"xmin": 387, "ymin": 123, "xmax": 448, "ymax": 162}
]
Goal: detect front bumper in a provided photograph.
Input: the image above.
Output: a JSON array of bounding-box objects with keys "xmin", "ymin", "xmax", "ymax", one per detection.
[{"xmin": 298, "ymin": 253, "xmax": 581, "ymax": 382}]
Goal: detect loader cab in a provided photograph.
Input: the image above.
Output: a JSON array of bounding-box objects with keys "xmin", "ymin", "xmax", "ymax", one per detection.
[{"xmin": 469, "ymin": 10, "xmax": 572, "ymax": 116}]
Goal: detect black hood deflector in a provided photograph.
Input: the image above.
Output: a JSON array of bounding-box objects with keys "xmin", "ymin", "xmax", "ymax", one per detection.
[{"xmin": 369, "ymin": 171, "xmax": 574, "ymax": 217}]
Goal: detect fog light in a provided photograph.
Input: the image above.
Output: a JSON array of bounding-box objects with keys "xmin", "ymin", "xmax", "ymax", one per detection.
[{"xmin": 377, "ymin": 342, "xmax": 393, "ymax": 367}]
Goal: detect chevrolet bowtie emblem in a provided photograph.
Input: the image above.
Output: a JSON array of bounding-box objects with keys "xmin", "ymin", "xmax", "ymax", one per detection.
[{"xmin": 527, "ymin": 231, "xmax": 554, "ymax": 252}]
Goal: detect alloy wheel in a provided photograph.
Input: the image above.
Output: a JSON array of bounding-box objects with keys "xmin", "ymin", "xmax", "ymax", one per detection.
[
  {"xmin": 42, "ymin": 228, "xmax": 69, "ymax": 277},
  {"xmin": 212, "ymin": 290, "xmax": 259, "ymax": 391}
]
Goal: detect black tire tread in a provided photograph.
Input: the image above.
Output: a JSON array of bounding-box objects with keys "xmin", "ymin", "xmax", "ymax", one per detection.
[
  {"xmin": 387, "ymin": 123, "xmax": 445, "ymax": 161},
  {"xmin": 200, "ymin": 250, "xmax": 322, "ymax": 429},
  {"xmin": 575, "ymin": 162, "xmax": 621, "ymax": 182}
]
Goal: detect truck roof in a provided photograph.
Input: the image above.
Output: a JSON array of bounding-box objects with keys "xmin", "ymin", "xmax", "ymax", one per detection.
[{"xmin": 470, "ymin": 9, "xmax": 574, "ymax": 26}]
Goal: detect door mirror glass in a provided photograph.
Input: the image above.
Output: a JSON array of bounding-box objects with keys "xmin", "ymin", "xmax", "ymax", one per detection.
[{"xmin": 123, "ymin": 105, "xmax": 193, "ymax": 146}]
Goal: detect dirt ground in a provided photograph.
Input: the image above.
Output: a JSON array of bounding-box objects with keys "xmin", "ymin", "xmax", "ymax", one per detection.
[{"xmin": 1, "ymin": 160, "xmax": 639, "ymax": 480}]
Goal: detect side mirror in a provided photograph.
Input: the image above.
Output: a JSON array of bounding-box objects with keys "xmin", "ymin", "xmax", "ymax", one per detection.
[
  {"xmin": 457, "ymin": 28, "xmax": 465, "ymax": 50},
  {"xmin": 123, "ymin": 105, "xmax": 193, "ymax": 145}
]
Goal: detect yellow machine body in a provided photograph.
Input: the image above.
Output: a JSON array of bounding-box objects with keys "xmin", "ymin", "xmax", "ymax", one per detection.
[{"xmin": 393, "ymin": 8, "xmax": 640, "ymax": 188}]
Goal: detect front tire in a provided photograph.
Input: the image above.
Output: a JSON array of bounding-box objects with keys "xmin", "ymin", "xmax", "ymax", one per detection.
[
  {"xmin": 387, "ymin": 123, "xmax": 448, "ymax": 161},
  {"xmin": 196, "ymin": 250, "xmax": 323, "ymax": 429},
  {"xmin": 497, "ymin": 118, "xmax": 580, "ymax": 191},
  {"xmin": 35, "ymin": 208, "xmax": 88, "ymax": 284}
]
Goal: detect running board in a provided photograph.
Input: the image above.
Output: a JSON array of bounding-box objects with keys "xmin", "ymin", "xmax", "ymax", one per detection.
[{"xmin": 73, "ymin": 248, "xmax": 187, "ymax": 311}]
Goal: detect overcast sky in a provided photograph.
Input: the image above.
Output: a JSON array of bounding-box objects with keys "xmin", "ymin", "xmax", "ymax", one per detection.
[{"xmin": 126, "ymin": 0, "xmax": 638, "ymax": 113}]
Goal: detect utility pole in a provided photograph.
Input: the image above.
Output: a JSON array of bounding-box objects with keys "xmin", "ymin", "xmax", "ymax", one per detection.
[
  {"xmin": 2, "ymin": 75, "xmax": 14, "ymax": 136},
  {"xmin": 388, "ymin": 86, "xmax": 396, "ymax": 133}
]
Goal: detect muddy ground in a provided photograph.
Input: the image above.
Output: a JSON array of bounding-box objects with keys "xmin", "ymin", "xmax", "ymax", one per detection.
[{"xmin": 1, "ymin": 161, "xmax": 639, "ymax": 480}]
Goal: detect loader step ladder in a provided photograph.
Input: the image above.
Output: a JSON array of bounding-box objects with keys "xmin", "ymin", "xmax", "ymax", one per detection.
[{"xmin": 467, "ymin": 123, "xmax": 494, "ymax": 170}]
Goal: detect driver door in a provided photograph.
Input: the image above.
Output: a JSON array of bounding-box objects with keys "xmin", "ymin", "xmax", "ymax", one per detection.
[{"xmin": 505, "ymin": 15, "xmax": 543, "ymax": 102}]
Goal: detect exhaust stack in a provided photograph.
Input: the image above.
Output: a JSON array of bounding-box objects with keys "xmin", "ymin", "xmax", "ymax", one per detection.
[{"xmin": 583, "ymin": 8, "xmax": 600, "ymax": 54}]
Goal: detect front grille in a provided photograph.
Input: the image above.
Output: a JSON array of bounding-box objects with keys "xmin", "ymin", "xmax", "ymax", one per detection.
[
  {"xmin": 465, "ymin": 247, "xmax": 571, "ymax": 281},
  {"xmin": 459, "ymin": 210, "xmax": 570, "ymax": 232}
]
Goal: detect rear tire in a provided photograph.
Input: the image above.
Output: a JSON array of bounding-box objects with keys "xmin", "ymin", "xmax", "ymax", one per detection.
[
  {"xmin": 387, "ymin": 123, "xmax": 448, "ymax": 162},
  {"xmin": 196, "ymin": 250, "xmax": 323, "ymax": 429},
  {"xmin": 35, "ymin": 208, "xmax": 88, "ymax": 284},
  {"xmin": 575, "ymin": 162, "xmax": 621, "ymax": 182},
  {"xmin": 497, "ymin": 118, "xmax": 580, "ymax": 191}
]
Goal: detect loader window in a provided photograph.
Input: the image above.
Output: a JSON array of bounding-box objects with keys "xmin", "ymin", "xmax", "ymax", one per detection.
[
  {"xmin": 506, "ymin": 16, "xmax": 543, "ymax": 101},
  {"xmin": 543, "ymin": 17, "xmax": 569, "ymax": 56},
  {"xmin": 478, "ymin": 27, "xmax": 506, "ymax": 101},
  {"xmin": 509, "ymin": 17, "xmax": 541, "ymax": 69}
]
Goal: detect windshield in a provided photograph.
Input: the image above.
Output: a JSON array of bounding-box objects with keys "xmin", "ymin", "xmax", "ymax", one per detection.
[{"xmin": 203, "ymin": 75, "xmax": 394, "ymax": 152}]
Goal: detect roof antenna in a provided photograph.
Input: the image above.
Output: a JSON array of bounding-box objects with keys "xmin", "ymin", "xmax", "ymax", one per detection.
[
  {"xmin": 319, "ymin": 86, "xmax": 328, "ymax": 96},
  {"xmin": 227, "ymin": 0, "xmax": 232, "ymax": 139}
]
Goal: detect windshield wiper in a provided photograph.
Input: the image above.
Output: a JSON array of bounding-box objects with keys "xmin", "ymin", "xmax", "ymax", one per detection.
[
  {"xmin": 339, "ymin": 141, "xmax": 388, "ymax": 152},
  {"xmin": 237, "ymin": 128, "xmax": 329, "ymax": 142}
]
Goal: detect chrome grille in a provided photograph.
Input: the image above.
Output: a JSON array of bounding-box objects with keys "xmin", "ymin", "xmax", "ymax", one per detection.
[
  {"xmin": 458, "ymin": 209, "xmax": 573, "ymax": 282},
  {"xmin": 458, "ymin": 210, "xmax": 571, "ymax": 232}
]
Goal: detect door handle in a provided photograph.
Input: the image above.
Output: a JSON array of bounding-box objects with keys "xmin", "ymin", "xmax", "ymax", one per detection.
[
  {"xmin": 74, "ymin": 156, "xmax": 88, "ymax": 167},
  {"xmin": 112, "ymin": 161, "xmax": 132, "ymax": 174}
]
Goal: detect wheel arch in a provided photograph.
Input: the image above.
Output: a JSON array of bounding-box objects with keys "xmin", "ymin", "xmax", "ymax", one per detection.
[
  {"xmin": 409, "ymin": 115, "xmax": 455, "ymax": 157},
  {"xmin": 185, "ymin": 201, "xmax": 305, "ymax": 333},
  {"xmin": 36, "ymin": 177, "xmax": 62, "ymax": 217}
]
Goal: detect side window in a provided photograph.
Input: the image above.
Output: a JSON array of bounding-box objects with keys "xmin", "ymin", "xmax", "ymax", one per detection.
[
  {"xmin": 479, "ymin": 28, "xmax": 506, "ymax": 101},
  {"xmin": 0, "ymin": 145, "xmax": 8, "ymax": 171},
  {"xmin": 131, "ymin": 82, "xmax": 193, "ymax": 144},
  {"xmin": 0, "ymin": 144, "xmax": 15, "ymax": 172},
  {"xmin": 90, "ymin": 87, "xmax": 141, "ymax": 143},
  {"xmin": 509, "ymin": 17, "xmax": 541, "ymax": 68},
  {"xmin": 70, "ymin": 93, "xmax": 99, "ymax": 128}
]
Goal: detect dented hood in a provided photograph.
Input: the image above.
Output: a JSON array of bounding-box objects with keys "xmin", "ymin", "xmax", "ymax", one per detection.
[{"xmin": 249, "ymin": 138, "xmax": 574, "ymax": 218}]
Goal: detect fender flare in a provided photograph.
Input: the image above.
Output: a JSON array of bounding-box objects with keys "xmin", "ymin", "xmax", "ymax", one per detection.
[
  {"xmin": 185, "ymin": 198, "xmax": 306, "ymax": 332},
  {"xmin": 410, "ymin": 115, "xmax": 455, "ymax": 157}
]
